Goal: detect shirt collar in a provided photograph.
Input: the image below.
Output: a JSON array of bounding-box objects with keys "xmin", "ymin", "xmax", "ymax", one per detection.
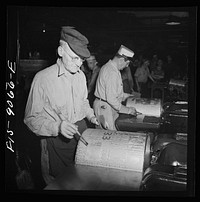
[
  {"xmin": 57, "ymin": 58, "xmax": 66, "ymax": 77},
  {"xmin": 109, "ymin": 60, "xmax": 119, "ymax": 73}
]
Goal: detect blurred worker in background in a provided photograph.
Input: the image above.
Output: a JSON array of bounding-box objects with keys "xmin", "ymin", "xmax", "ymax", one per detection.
[
  {"xmin": 134, "ymin": 57, "xmax": 155, "ymax": 98},
  {"xmin": 85, "ymin": 53, "xmax": 101, "ymax": 107}
]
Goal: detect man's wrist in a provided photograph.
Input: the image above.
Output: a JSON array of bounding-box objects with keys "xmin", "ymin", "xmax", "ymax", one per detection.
[{"xmin": 89, "ymin": 116, "xmax": 96, "ymax": 122}]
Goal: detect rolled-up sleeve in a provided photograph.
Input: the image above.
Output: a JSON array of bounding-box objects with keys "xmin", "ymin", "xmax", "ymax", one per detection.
[{"xmin": 24, "ymin": 75, "xmax": 61, "ymax": 137}]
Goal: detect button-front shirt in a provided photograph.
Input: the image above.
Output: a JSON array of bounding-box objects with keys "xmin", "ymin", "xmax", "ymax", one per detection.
[
  {"xmin": 94, "ymin": 60, "xmax": 124, "ymax": 111},
  {"xmin": 24, "ymin": 58, "xmax": 95, "ymax": 137}
]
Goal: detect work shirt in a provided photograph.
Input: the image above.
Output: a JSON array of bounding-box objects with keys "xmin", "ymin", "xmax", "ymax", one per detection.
[
  {"xmin": 134, "ymin": 65, "xmax": 150, "ymax": 83},
  {"xmin": 24, "ymin": 58, "xmax": 95, "ymax": 137},
  {"xmin": 94, "ymin": 60, "xmax": 124, "ymax": 111}
]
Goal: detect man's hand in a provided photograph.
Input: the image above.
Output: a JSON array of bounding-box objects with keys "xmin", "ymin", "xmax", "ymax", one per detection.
[
  {"xmin": 131, "ymin": 90, "xmax": 141, "ymax": 98},
  {"xmin": 123, "ymin": 93, "xmax": 131, "ymax": 101},
  {"xmin": 90, "ymin": 116, "xmax": 99, "ymax": 125},
  {"xmin": 59, "ymin": 120, "xmax": 78, "ymax": 139},
  {"xmin": 128, "ymin": 107, "xmax": 137, "ymax": 116}
]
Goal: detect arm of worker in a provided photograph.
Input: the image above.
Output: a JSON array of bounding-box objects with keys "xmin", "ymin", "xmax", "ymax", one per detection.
[
  {"xmin": 105, "ymin": 73, "xmax": 137, "ymax": 116},
  {"xmin": 134, "ymin": 68, "xmax": 141, "ymax": 92},
  {"xmin": 134, "ymin": 76, "xmax": 141, "ymax": 93},
  {"xmin": 81, "ymin": 76, "xmax": 99, "ymax": 126},
  {"xmin": 126, "ymin": 66, "xmax": 134, "ymax": 92},
  {"xmin": 119, "ymin": 105, "xmax": 137, "ymax": 115},
  {"xmin": 24, "ymin": 75, "xmax": 78, "ymax": 138},
  {"xmin": 148, "ymin": 68, "xmax": 156, "ymax": 83},
  {"xmin": 153, "ymin": 74, "xmax": 163, "ymax": 80},
  {"xmin": 151, "ymin": 71, "xmax": 160, "ymax": 80},
  {"xmin": 121, "ymin": 67, "xmax": 135, "ymax": 101},
  {"xmin": 87, "ymin": 68, "xmax": 100, "ymax": 94},
  {"xmin": 123, "ymin": 92, "xmax": 132, "ymax": 101},
  {"xmin": 151, "ymin": 70, "xmax": 155, "ymax": 79},
  {"xmin": 83, "ymin": 99, "xmax": 99, "ymax": 126},
  {"xmin": 149, "ymin": 75, "xmax": 156, "ymax": 83}
]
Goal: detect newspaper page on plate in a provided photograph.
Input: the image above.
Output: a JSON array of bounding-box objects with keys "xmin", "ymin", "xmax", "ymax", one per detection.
[
  {"xmin": 126, "ymin": 98, "xmax": 162, "ymax": 117},
  {"xmin": 75, "ymin": 129, "xmax": 150, "ymax": 173}
]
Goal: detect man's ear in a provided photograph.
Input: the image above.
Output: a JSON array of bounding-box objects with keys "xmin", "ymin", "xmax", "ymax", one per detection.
[
  {"xmin": 57, "ymin": 46, "xmax": 63, "ymax": 57},
  {"xmin": 119, "ymin": 57, "xmax": 125, "ymax": 65}
]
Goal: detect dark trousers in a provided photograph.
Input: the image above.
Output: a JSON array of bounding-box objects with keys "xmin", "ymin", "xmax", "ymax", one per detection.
[{"xmin": 46, "ymin": 119, "xmax": 88, "ymax": 178}]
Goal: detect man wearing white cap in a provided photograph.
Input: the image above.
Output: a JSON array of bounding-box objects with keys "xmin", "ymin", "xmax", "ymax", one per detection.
[{"xmin": 93, "ymin": 45, "xmax": 139, "ymax": 130}]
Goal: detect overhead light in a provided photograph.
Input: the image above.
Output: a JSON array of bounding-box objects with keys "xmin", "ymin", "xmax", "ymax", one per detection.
[
  {"xmin": 42, "ymin": 23, "xmax": 46, "ymax": 33},
  {"xmin": 165, "ymin": 15, "xmax": 181, "ymax": 25}
]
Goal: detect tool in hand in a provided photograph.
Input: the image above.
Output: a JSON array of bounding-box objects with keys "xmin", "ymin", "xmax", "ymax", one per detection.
[
  {"xmin": 76, "ymin": 130, "xmax": 88, "ymax": 146},
  {"xmin": 135, "ymin": 110, "xmax": 142, "ymax": 116},
  {"xmin": 54, "ymin": 109, "xmax": 88, "ymax": 146}
]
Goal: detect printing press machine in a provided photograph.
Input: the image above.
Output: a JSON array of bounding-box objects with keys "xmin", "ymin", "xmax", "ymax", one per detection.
[
  {"xmin": 44, "ymin": 98, "xmax": 188, "ymax": 192},
  {"xmin": 115, "ymin": 97, "xmax": 188, "ymax": 191}
]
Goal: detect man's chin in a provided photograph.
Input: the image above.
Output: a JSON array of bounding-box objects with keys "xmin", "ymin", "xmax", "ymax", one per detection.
[{"xmin": 68, "ymin": 67, "xmax": 80, "ymax": 74}]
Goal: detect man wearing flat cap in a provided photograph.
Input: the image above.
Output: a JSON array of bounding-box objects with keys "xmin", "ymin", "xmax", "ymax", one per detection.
[
  {"xmin": 24, "ymin": 26, "xmax": 99, "ymax": 184},
  {"xmin": 93, "ymin": 45, "xmax": 140, "ymax": 130}
]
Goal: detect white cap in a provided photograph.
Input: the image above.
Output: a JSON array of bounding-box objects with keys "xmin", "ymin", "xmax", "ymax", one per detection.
[{"xmin": 117, "ymin": 45, "xmax": 134, "ymax": 58}]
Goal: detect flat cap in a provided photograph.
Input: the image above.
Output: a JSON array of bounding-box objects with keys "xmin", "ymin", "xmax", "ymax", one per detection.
[
  {"xmin": 60, "ymin": 26, "xmax": 90, "ymax": 58},
  {"xmin": 117, "ymin": 45, "xmax": 134, "ymax": 58}
]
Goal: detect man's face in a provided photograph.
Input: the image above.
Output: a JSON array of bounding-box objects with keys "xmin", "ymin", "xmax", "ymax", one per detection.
[
  {"xmin": 60, "ymin": 42, "xmax": 84, "ymax": 73},
  {"xmin": 119, "ymin": 57, "xmax": 130, "ymax": 70},
  {"xmin": 86, "ymin": 57, "xmax": 96, "ymax": 70}
]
